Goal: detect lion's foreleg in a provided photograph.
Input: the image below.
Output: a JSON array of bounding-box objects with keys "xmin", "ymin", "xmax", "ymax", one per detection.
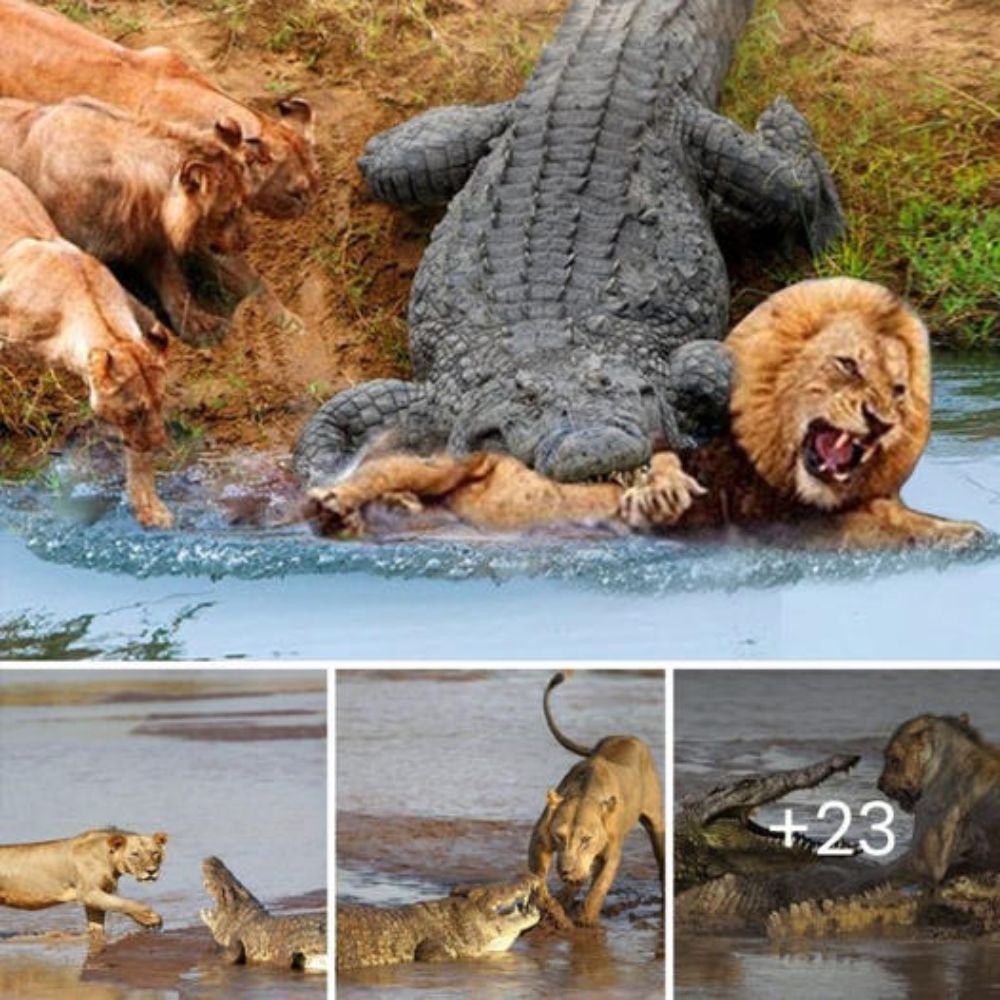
[
  {"xmin": 528, "ymin": 810, "xmax": 573, "ymax": 930},
  {"xmin": 79, "ymin": 888, "xmax": 162, "ymax": 929},
  {"xmin": 832, "ymin": 498, "xmax": 985, "ymax": 550},
  {"xmin": 125, "ymin": 449, "xmax": 172, "ymax": 529},
  {"xmin": 148, "ymin": 249, "xmax": 227, "ymax": 347},
  {"xmin": 307, "ymin": 453, "xmax": 499, "ymax": 533},
  {"xmin": 84, "ymin": 904, "xmax": 107, "ymax": 950},
  {"xmin": 579, "ymin": 849, "xmax": 621, "ymax": 926}
]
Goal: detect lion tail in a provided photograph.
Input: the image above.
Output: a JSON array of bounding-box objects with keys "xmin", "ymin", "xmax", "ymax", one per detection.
[{"xmin": 543, "ymin": 672, "xmax": 592, "ymax": 757}]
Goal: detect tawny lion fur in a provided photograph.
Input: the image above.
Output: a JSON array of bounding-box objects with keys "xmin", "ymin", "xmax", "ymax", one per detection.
[
  {"xmin": 878, "ymin": 714, "xmax": 1000, "ymax": 885},
  {"xmin": 0, "ymin": 0, "xmax": 318, "ymax": 219},
  {"xmin": 307, "ymin": 278, "xmax": 984, "ymax": 550},
  {"xmin": 0, "ymin": 96, "xmax": 252, "ymax": 346},
  {"xmin": 0, "ymin": 828, "xmax": 168, "ymax": 945},
  {"xmin": 527, "ymin": 673, "xmax": 665, "ymax": 928},
  {"xmin": 0, "ymin": 168, "xmax": 172, "ymax": 527}
]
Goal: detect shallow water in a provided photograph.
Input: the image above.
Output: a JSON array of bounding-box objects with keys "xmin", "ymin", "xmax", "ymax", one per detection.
[
  {"xmin": 0, "ymin": 670, "xmax": 326, "ymax": 998},
  {"xmin": 336, "ymin": 670, "xmax": 665, "ymax": 999},
  {"xmin": 674, "ymin": 669, "xmax": 1000, "ymax": 1000},
  {"xmin": 2, "ymin": 355, "xmax": 1000, "ymax": 658}
]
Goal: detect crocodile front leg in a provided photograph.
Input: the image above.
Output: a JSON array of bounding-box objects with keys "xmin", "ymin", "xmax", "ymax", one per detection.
[
  {"xmin": 669, "ymin": 339, "xmax": 733, "ymax": 441},
  {"xmin": 682, "ymin": 95, "xmax": 846, "ymax": 253},
  {"xmin": 293, "ymin": 380, "xmax": 438, "ymax": 485},
  {"xmin": 358, "ymin": 101, "xmax": 514, "ymax": 208}
]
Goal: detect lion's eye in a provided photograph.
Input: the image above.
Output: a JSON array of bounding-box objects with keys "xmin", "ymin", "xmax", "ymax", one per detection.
[
  {"xmin": 581, "ymin": 836, "xmax": 591, "ymax": 847},
  {"xmin": 835, "ymin": 356, "xmax": 861, "ymax": 378},
  {"xmin": 893, "ymin": 383, "xmax": 906, "ymax": 398}
]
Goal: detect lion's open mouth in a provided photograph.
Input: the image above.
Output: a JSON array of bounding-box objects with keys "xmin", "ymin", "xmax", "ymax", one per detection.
[{"xmin": 802, "ymin": 420, "xmax": 880, "ymax": 483}]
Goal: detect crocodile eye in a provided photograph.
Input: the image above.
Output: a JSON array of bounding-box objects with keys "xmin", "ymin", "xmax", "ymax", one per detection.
[{"xmin": 835, "ymin": 356, "xmax": 860, "ymax": 378}]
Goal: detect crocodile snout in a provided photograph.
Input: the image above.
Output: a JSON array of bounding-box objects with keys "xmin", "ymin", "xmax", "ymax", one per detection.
[{"xmin": 534, "ymin": 425, "xmax": 651, "ymax": 482}]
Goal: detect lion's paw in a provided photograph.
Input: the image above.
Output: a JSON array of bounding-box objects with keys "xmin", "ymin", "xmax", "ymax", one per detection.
[
  {"xmin": 619, "ymin": 453, "xmax": 706, "ymax": 529},
  {"xmin": 305, "ymin": 485, "xmax": 365, "ymax": 537}
]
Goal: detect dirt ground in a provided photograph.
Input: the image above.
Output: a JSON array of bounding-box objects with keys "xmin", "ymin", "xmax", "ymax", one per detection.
[{"xmin": 1, "ymin": 0, "xmax": 996, "ymax": 472}]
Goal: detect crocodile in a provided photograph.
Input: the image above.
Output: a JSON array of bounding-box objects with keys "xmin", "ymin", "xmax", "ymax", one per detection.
[
  {"xmin": 767, "ymin": 872, "xmax": 1000, "ymax": 939},
  {"xmin": 199, "ymin": 857, "xmax": 327, "ymax": 972},
  {"xmin": 294, "ymin": 0, "xmax": 844, "ymax": 487},
  {"xmin": 336, "ymin": 874, "xmax": 540, "ymax": 971},
  {"xmin": 674, "ymin": 753, "xmax": 879, "ymax": 931}
]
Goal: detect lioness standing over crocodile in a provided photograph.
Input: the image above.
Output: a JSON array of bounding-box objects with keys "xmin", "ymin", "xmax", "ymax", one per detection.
[
  {"xmin": 0, "ymin": 827, "xmax": 167, "ymax": 947},
  {"xmin": 528, "ymin": 672, "xmax": 665, "ymax": 927},
  {"xmin": 336, "ymin": 874, "xmax": 540, "ymax": 970},
  {"xmin": 200, "ymin": 856, "xmax": 327, "ymax": 972},
  {"xmin": 296, "ymin": 0, "xmax": 844, "ymax": 486}
]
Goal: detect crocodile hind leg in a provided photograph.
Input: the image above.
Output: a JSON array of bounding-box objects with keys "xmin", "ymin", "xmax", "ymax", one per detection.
[
  {"xmin": 357, "ymin": 101, "xmax": 514, "ymax": 207},
  {"xmin": 293, "ymin": 380, "xmax": 438, "ymax": 486},
  {"xmin": 681, "ymin": 94, "xmax": 846, "ymax": 254}
]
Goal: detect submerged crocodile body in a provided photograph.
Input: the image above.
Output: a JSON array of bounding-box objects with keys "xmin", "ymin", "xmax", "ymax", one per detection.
[
  {"xmin": 200, "ymin": 857, "xmax": 327, "ymax": 972},
  {"xmin": 295, "ymin": 0, "xmax": 844, "ymax": 486},
  {"xmin": 336, "ymin": 875, "xmax": 540, "ymax": 971},
  {"xmin": 767, "ymin": 872, "xmax": 1000, "ymax": 939}
]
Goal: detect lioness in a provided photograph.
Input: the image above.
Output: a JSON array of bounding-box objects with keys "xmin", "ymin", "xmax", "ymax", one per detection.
[
  {"xmin": 527, "ymin": 673, "xmax": 665, "ymax": 928},
  {"xmin": 0, "ymin": 168, "xmax": 172, "ymax": 528},
  {"xmin": 306, "ymin": 278, "xmax": 984, "ymax": 550},
  {"xmin": 0, "ymin": 96, "xmax": 252, "ymax": 346},
  {"xmin": 0, "ymin": 828, "xmax": 168, "ymax": 946},
  {"xmin": 0, "ymin": 0, "xmax": 319, "ymax": 218},
  {"xmin": 878, "ymin": 714, "xmax": 1000, "ymax": 885}
]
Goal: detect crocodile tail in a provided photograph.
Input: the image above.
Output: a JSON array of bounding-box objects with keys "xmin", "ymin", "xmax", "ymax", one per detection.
[{"xmin": 542, "ymin": 672, "xmax": 592, "ymax": 757}]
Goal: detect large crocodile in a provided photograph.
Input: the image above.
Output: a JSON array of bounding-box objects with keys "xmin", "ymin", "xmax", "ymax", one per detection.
[
  {"xmin": 336, "ymin": 875, "xmax": 540, "ymax": 971},
  {"xmin": 675, "ymin": 754, "xmax": 876, "ymax": 931},
  {"xmin": 294, "ymin": 0, "xmax": 844, "ymax": 486},
  {"xmin": 200, "ymin": 857, "xmax": 327, "ymax": 972},
  {"xmin": 676, "ymin": 754, "xmax": 1000, "ymax": 939}
]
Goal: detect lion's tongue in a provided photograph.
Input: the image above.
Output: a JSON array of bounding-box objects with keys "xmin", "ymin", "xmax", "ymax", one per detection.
[{"xmin": 815, "ymin": 429, "xmax": 854, "ymax": 472}]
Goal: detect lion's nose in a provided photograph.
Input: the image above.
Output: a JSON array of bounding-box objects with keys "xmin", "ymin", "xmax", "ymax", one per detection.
[{"xmin": 863, "ymin": 405, "xmax": 893, "ymax": 440}]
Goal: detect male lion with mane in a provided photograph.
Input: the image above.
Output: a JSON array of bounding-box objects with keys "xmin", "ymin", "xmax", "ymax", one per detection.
[
  {"xmin": 306, "ymin": 278, "xmax": 984, "ymax": 550},
  {"xmin": 0, "ymin": 168, "xmax": 172, "ymax": 527},
  {"xmin": 0, "ymin": 827, "xmax": 168, "ymax": 948}
]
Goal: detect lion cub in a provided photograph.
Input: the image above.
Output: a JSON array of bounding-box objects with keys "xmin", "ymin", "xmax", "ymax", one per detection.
[
  {"xmin": 528, "ymin": 672, "xmax": 665, "ymax": 927},
  {"xmin": 0, "ymin": 168, "xmax": 173, "ymax": 528},
  {"xmin": 0, "ymin": 96, "xmax": 251, "ymax": 346}
]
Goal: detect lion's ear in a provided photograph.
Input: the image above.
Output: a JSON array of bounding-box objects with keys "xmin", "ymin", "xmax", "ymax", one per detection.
[
  {"xmin": 276, "ymin": 96, "xmax": 312, "ymax": 130},
  {"xmin": 154, "ymin": 832, "xmax": 168, "ymax": 846},
  {"xmin": 88, "ymin": 347, "xmax": 115, "ymax": 386},
  {"xmin": 144, "ymin": 322, "xmax": 170, "ymax": 355},
  {"xmin": 959, "ymin": 713, "xmax": 971, "ymax": 727},
  {"xmin": 601, "ymin": 796, "xmax": 618, "ymax": 815},
  {"xmin": 108, "ymin": 833, "xmax": 127, "ymax": 851},
  {"xmin": 546, "ymin": 788, "xmax": 563, "ymax": 810},
  {"xmin": 180, "ymin": 159, "xmax": 211, "ymax": 195},
  {"xmin": 214, "ymin": 116, "xmax": 243, "ymax": 150}
]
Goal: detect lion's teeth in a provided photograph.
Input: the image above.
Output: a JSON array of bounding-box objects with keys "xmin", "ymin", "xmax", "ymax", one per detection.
[{"xmin": 835, "ymin": 432, "xmax": 851, "ymax": 450}]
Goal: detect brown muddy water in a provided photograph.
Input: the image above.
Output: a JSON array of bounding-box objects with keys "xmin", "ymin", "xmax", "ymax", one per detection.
[
  {"xmin": 336, "ymin": 669, "xmax": 666, "ymax": 998},
  {"xmin": 675, "ymin": 669, "xmax": 1000, "ymax": 1000},
  {"xmin": 0, "ymin": 670, "xmax": 327, "ymax": 999}
]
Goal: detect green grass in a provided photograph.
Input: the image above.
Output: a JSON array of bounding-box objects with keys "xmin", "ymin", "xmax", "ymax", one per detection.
[{"xmin": 721, "ymin": 0, "xmax": 999, "ymax": 346}]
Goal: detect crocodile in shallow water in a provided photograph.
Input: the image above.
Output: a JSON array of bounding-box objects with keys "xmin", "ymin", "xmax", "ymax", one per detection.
[
  {"xmin": 200, "ymin": 856, "xmax": 327, "ymax": 972},
  {"xmin": 295, "ymin": 0, "xmax": 844, "ymax": 486},
  {"xmin": 336, "ymin": 874, "xmax": 540, "ymax": 971}
]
